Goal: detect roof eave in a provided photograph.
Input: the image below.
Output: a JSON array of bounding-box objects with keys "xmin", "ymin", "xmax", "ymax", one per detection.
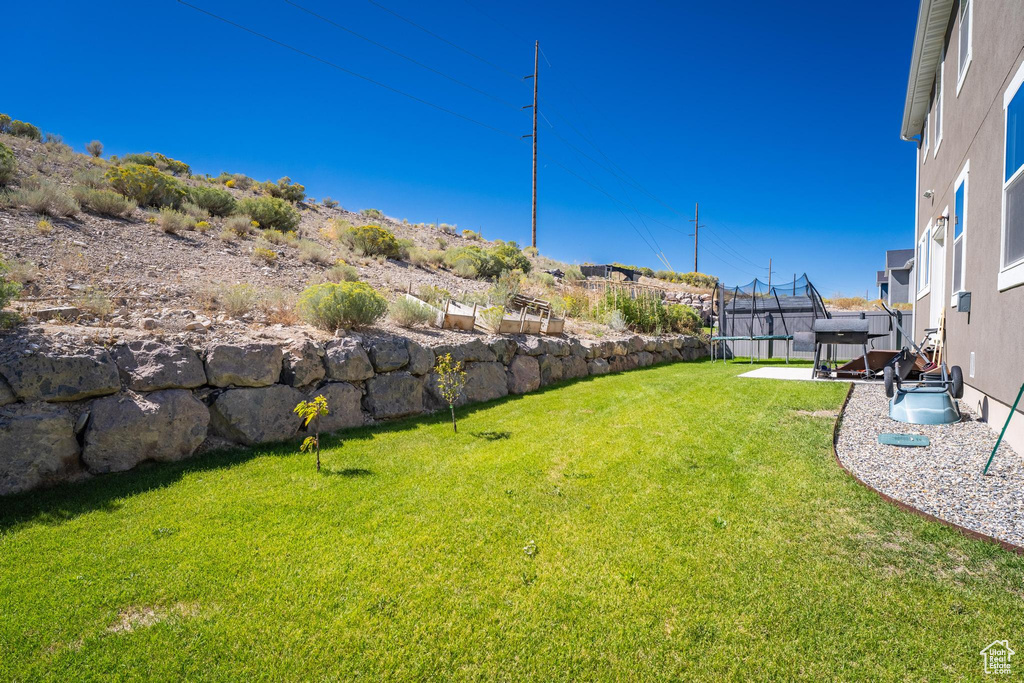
[{"xmin": 901, "ymin": 0, "xmax": 957, "ymax": 140}]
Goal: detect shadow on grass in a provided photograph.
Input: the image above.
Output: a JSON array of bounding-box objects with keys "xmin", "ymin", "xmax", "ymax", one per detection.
[
  {"xmin": 321, "ymin": 467, "xmax": 373, "ymax": 477},
  {"xmin": 0, "ymin": 358, "xmax": 713, "ymax": 533}
]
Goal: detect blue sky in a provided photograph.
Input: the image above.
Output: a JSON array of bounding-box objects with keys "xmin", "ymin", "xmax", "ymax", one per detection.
[{"xmin": 5, "ymin": 1, "xmax": 918, "ymax": 296}]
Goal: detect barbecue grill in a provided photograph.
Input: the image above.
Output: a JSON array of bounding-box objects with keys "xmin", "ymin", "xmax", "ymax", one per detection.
[{"xmin": 809, "ymin": 318, "xmax": 885, "ymax": 379}]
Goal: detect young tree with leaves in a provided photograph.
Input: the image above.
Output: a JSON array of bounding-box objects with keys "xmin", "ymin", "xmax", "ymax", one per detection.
[
  {"xmin": 294, "ymin": 395, "xmax": 329, "ymax": 472},
  {"xmin": 434, "ymin": 353, "xmax": 467, "ymax": 433}
]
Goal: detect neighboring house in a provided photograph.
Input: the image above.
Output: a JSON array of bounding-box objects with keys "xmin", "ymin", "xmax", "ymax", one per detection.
[
  {"xmin": 901, "ymin": 0, "xmax": 1024, "ymax": 450},
  {"xmin": 878, "ymin": 248, "xmax": 915, "ymax": 304}
]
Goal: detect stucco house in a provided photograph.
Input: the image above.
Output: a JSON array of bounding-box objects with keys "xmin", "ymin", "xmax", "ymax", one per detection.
[
  {"xmin": 876, "ymin": 248, "xmax": 914, "ymax": 304},
  {"xmin": 901, "ymin": 0, "xmax": 1024, "ymax": 450}
]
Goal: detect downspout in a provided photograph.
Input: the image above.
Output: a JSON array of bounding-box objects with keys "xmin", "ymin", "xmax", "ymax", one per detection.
[{"xmin": 911, "ymin": 141, "xmax": 920, "ymax": 341}]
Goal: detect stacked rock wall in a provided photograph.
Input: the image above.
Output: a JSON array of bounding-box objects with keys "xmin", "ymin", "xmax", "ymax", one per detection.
[{"xmin": 0, "ymin": 333, "xmax": 708, "ymax": 496}]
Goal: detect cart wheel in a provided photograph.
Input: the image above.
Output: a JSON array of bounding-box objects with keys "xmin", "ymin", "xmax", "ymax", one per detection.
[
  {"xmin": 883, "ymin": 366, "xmax": 895, "ymax": 399},
  {"xmin": 950, "ymin": 365, "xmax": 964, "ymax": 399}
]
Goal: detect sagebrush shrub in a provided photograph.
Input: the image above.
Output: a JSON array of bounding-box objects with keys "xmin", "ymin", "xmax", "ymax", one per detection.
[
  {"xmin": 105, "ymin": 163, "xmax": 186, "ymax": 208},
  {"xmin": 297, "ymin": 239, "xmax": 331, "ymax": 264},
  {"xmin": 18, "ymin": 180, "xmax": 79, "ymax": 217},
  {"xmin": 181, "ymin": 201, "xmax": 210, "ymax": 222},
  {"xmin": 342, "ymin": 224, "xmax": 402, "ymax": 258},
  {"xmin": 158, "ymin": 208, "xmax": 191, "ymax": 234},
  {"xmin": 252, "ymin": 244, "xmax": 278, "ymax": 264},
  {"xmin": 322, "ymin": 197, "xmax": 338, "ymax": 208},
  {"xmin": 120, "ymin": 152, "xmax": 190, "ymax": 176},
  {"xmin": 221, "ymin": 283, "xmax": 258, "ymax": 316},
  {"xmin": 416, "ymin": 284, "xmax": 450, "ymax": 306},
  {"xmin": 8, "ymin": 120, "xmax": 41, "ymax": 141},
  {"xmin": 85, "ymin": 140, "xmax": 103, "ymax": 158},
  {"xmin": 407, "ymin": 247, "xmax": 444, "ymax": 268},
  {"xmin": 237, "ymin": 196, "xmax": 300, "ymax": 231},
  {"xmin": 216, "ymin": 172, "xmax": 253, "ymax": 190},
  {"xmin": 263, "ymin": 176, "xmax": 305, "ymax": 203},
  {"xmin": 0, "ymin": 114, "xmax": 10, "ymax": 134},
  {"xmin": 297, "ymin": 281, "xmax": 387, "ymax": 330},
  {"xmin": 388, "ymin": 296, "xmax": 436, "ymax": 328},
  {"xmin": 462, "ymin": 229, "xmax": 482, "ymax": 241},
  {"xmin": 73, "ymin": 167, "xmax": 107, "ymax": 189},
  {"xmin": 325, "ymin": 263, "xmax": 359, "ymax": 282},
  {"xmin": 187, "ymin": 185, "xmax": 236, "ymax": 216},
  {"xmin": 0, "ymin": 142, "xmax": 15, "ymax": 186},
  {"xmin": 360, "ymin": 208, "xmax": 383, "ymax": 219},
  {"xmin": 72, "ymin": 187, "xmax": 137, "ymax": 218},
  {"xmin": 0, "ymin": 258, "xmax": 22, "ymax": 313},
  {"xmin": 224, "ymin": 215, "xmax": 253, "ymax": 236}
]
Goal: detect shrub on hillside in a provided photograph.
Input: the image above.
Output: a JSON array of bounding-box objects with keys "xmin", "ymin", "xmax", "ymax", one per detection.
[
  {"xmin": 262, "ymin": 176, "xmax": 305, "ymax": 203},
  {"xmin": 322, "ymin": 197, "xmax": 339, "ymax": 209},
  {"xmin": 0, "ymin": 114, "xmax": 10, "ymax": 134},
  {"xmin": 0, "ymin": 142, "xmax": 16, "ymax": 186},
  {"xmin": 325, "ymin": 262, "xmax": 359, "ymax": 282},
  {"xmin": 72, "ymin": 187, "xmax": 137, "ymax": 218},
  {"xmin": 563, "ymin": 265, "xmax": 584, "ymax": 282},
  {"xmin": 85, "ymin": 140, "xmax": 103, "ymax": 158},
  {"xmin": 158, "ymin": 208, "xmax": 191, "ymax": 234},
  {"xmin": 105, "ymin": 163, "xmax": 186, "ymax": 208},
  {"xmin": 676, "ymin": 271, "xmax": 717, "ymax": 289},
  {"xmin": 297, "ymin": 239, "xmax": 332, "ymax": 264},
  {"xmin": 119, "ymin": 152, "xmax": 191, "ymax": 176},
  {"xmin": 360, "ymin": 208, "xmax": 384, "ymax": 219},
  {"xmin": 8, "ymin": 120, "xmax": 42, "ymax": 141},
  {"xmin": 73, "ymin": 167, "xmax": 107, "ymax": 189},
  {"xmin": 388, "ymin": 296, "xmax": 437, "ymax": 328},
  {"xmin": 342, "ymin": 224, "xmax": 403, "ymax": 258},
  {"xmin": 237, "ymin": 196, "xmax": 300, "ymax": 232},
  {"xmin": 215, "ymin": 172, "xmax": 254, "ymax": 190},
  {"xmin": 443, "ymin": 242, "xmax": 531, "ymax": 280},
  {"xmin": 224, "ymin": 215, "xmax": 254, "ymax": 237},
  {"xmin": 297, "ymin": 281, "xmax": 387, "ymax": 330},
  {"xmin": 407, "ymin": 246, "xmax": 444, "ymax": 268},
  {"xmin": 187, "ymin": 185, "xmax": 236, "ymax": 216},
  {"xmin": 462, "ymin": 229, "xmax": 482, "ymax": 241},
  {"xmin": 18, "ymin": 180, "xmax": 79, "ymax": 217},
  {"xmin": 666, "ymin": 304, "xmax": 701, "ymax": 334},
  {"xmin": 0, "ymin": 257, "xmax": 22, "ymax": 314},
  {"xmin": 416, "ymin": 284, "xmax": 450, "ymax": 306}
]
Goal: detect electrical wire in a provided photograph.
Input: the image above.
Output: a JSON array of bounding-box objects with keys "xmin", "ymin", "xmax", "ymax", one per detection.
[
  {"xmin": 284, "ymin": 0, "xmax": 520, "ymax": 110},
  {"xmin": 177, "ymin": 0, "xmax": 522, "ymax": 140}
]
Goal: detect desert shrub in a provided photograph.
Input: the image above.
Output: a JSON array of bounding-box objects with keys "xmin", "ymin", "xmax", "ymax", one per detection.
[
  {"xmin": 18, "ymin": 180, "xmax": 79, "ymax": 217},
  {"xmin": 360, "ymin": 208, "xmax": 383, "ymax": 219},
  {"xmin": 388, "ymin": 296, "xmax": 436, "ymax": 328},
  {"xmin": 105, "ymin": 163, "xmax": 186, "ymax": 208},
  {"xmin": 75, "ymin": 287, "xmax": 114, "ymax": 319},
  {"xmin": 342, "ymin": 224, "xmax": 402, "ymax": 258},
  {"xmin": 438, "ymin": 223, "xmax": 456, "ymax": 234},
  {"xmin": 217, "ymin": 228, "xmax": 237, "ymax": 242},
  {"xmin": 262, "ymin": 176, "xmax": 305, "ymax": 203},
  {"xmin": 72, "ymin": 187, "xmax": 136, "ymax": 218},
  {"xmin": 443, "ymin": 242, "xmax": 530, "ymax": 280},
  {"xmin": 260, "ymin": 229, "xmax": 294, "ymax": 246},
  {"xmin": 119, "ymin": 153, "xmax": 157, "ymax": 167},
  {"xmin": 655, "ymin": 271, "xmax": 717, "ymax": 289},
  {"xmin": 252, "ymin": 241, "xmax": 278, "ymax": 264},
  {"xmin": 0, "ymin": 142, "xmax": 15, "ymax": 186},
  {"xmin": 187, "ymin": 185, "xmax": 236, "ymax": 216},
  {"xmin": 563, "ymin": 265, "xmax": 584, "ymax": 282},
  {"xmin": 36, "ymin": 219, "xmax": 52, "ymax": 234},
  {"xmin": 120, "ymin": 152, "xmax": 190, "ymax": 176},
  {"xmin": 523, "ymin": 246, "xmax": 538, "ymax": 257},
  {"xmin": 73, "ymin": 167, "xmax": 107, "ymax": 189},
  {"xmin": 488, "ymin": 270, "xmax": 522, "ymax": 307},
  {"xmin": 462, "ymin": 229, "xmax": 482, "ymax": 241},
  {"xmin": 531, "ymin": 272, "xmax": 556, "ymax": 287},
  {"xmin": 325, "ymin": 263, "xmax": 359, "ymax": 282},
  {"xmin": 221, "ymin": 283, "xmax": 258, "ymax": 317},
  {"xmin": 0, "ymin": 114, "xmax": 10, "ymax": 134},
  {"xmin": 158, "ymin": 208, "xmax": 191, "ymax": 234},
  {"xmin": 297, "ymin": 281, "xmax": 387, "ymax": 330},
  {"xmin": 607, "ymin": 310, "xmax": 627, "ymax": 332},
  {"xmin": 8, "ymin": 120, "xmax": 41, "ymax": 141},
  {"xmin": 453, "ymin": 259, "xmax": 478, "ymax": 278},
  {"xmin": 416, "ymin": 285, "xmax": 450, "ymax": 306},
  {"xmin": 297, "ymin": 239, "xmax": 331, "ymax": 264},
  {"xmin": 224, "ymin": 215, "xmax": 253, "ymax": 237},
  {"xmin": 237, "ymin": 196, "xmax": 300, "ymax": 231},
  {"xmin": 85, "ymin": 140, "xmax": 103, "ymax": 158},
  {"xmin": 195, "ymin": 220, "xmax": 211, "ymax": 233},
  {"xmin": 258, "ymin": 287, "xmax": 299, "ymax": 325},
  {"xmin": 0, "ymin": 258, "xmax": 23, "ymax": 313},
  {"xmin": 478, "ymin": 306, "xmax": 505, "ymax": 331},
  {"xmin": 407, "ymin": 246, "xmax": 444, "ymax": 268},
  {"xmin": 322, "ymin": 197, "xmax": 338, "ymax": 208},
  {"xmin": 215, "ymin": 172, "xmax": 253, "ymax": 190},
  {"xmin": 181, "ymin": 201, "xmax": 210, "ymax": 222},
  {"xmin": 596, "ymin": 288, "xmax": 695, "ymax": 333},
  {"xmin": 665, "ymin": 304, "xmax": 701, "ymax": 334},
  {"xmin": 489, "ymin": 242, "xmax": 531, "ymax": 275}
]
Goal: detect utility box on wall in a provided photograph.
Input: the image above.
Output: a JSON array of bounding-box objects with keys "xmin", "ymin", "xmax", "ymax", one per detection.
[{"xmin": 955, "ymin": 291, "xmax": 971, "ymax": 313}]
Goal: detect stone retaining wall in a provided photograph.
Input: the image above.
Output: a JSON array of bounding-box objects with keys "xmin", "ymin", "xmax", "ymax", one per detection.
[{"xmin": 0, "ymin": 333, "xmax": 708, "ymax": 496}]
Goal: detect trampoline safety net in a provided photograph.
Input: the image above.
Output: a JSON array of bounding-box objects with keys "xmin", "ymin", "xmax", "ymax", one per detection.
[{"xmin": 712, "ymin": 273, "xmax": 828, "ymax": 339}]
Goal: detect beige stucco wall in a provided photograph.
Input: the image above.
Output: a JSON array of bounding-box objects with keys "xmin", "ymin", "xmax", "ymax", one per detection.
[{"xmin": 913, "ymin": 0, "xmax": 1024, "ymax": 436}]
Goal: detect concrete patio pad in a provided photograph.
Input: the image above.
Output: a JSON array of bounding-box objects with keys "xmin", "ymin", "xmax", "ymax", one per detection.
[{"xmin": 737, "ymin": 367, "xmax": 875, "ymax": 384}]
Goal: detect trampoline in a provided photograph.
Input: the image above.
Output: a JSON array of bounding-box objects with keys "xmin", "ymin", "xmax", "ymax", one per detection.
[{"xmin": 711, "ymin": 274, "xmax": 828, "ymax": 363}]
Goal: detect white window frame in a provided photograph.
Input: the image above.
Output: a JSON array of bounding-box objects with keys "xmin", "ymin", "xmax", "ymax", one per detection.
[
  {"xmin": 923, "ymin": 107, "xmax": 930, "ymax": 162},
  {"xmin": 956, "ymin": 0, "xmax": 973, "ymax": 96},
  {"xmin": 999, "ymin": 60, "xmax": 1024, "ymax": 291},
  {"xmin": 934, "ymin": 56, "xmax": 944, "ymax": 157},
  {"xmin": 917, "ymin": 220, "xmax": 932, "ymax": 299},
  {"xmin": 951, "ymin": 161, "xmax": 969, "ymax": 305}
]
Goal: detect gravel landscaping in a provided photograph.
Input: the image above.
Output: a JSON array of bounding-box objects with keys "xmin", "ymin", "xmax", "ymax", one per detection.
[{"xmin": 836, "ymin": 383, "xmax": 1024, "ymax": 548}]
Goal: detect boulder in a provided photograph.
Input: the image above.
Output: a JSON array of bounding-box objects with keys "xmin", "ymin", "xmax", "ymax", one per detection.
[
  {"xmin": 588, "ymin": 358, "xmax": 610, "ymax": 375},
  {"xmin": 324, "ymin": 339, "xmax": 374, "ymax": 382},
  {"xmin": 627, "ymin": 336, "xmax": 645, "ymax": 353},
  {"xmin": 506, "ymin": 355, "xmax": 540, "ymax": 394},
  {"xmin": 406, "ymin": 340, "xmax": 435, "ymax": 376},
  {"xmin": 644, "ymin": 338, "xmax": 658, "ymax": 352},
  {"xmin": 561, "ymin": 355, "xmax": 589, "ymax": 380},
  {"xmin": 623, "ymin": 354, "xmax": 640, "ymax": 371},
  {"xmin": 0, "ymin": 376, "xmax": 15, "ymax": 407},
  {"xmin": 537, "ymin": 354, "xmax": 563, "ymax": 386},
  {"xmin": 608, "ymin": 356, "xmax": 627, "ymax": 373},
  {"xmin": 363, "ymin": 372, "xmax": 423, "ymax": 419},
  {"xmin": 663, "ymin": 347, "xmax": 683, "ymax": 362},
  {"xmin": 0, "ymin": 403, "xmax": 82, "ymax": 496},
  {"xmin": 112, "ymin": 341, "xmax": 207, "ymax": 391},
  {"xmin": 516, "ymin": 337, "xmax": 545, "ymax": 356},
  {"xmin": 548, "ymin": 339, "xmax": 570, "ymax": 357},
  {"xmin": 569, "ymin": 340, "xmax": 587, "ymax": 358},
  {"xmin": 210, "ymin": 385, "xmax": 304, "ymax": 446},
  {"xmin": 281, "ymin": 340, "xmax": 326, "ymax": 387},
  {"xmin": 311, "ymin": 382, "xmax": 365, "ymax": 433},
  {"xmin": 0, "ymin": 350, "xmax": 120, "ymax": 402},
  {"xmin": 205, "ymin": 343, "xmax": 282, "ymax": 388},
  {"xmin": 489, "ymin": 338, "xmax": 518, "ymax": 365},
  {"xmin": 82, "ymin": 390, "xmax": 209, "ymax": 474},
  {"xmin": 636, "ymin": 351, "xmax": 655, "ymax": 367},
  {"xmin": 580, "ymin": 340, "xmax": 601, "ymax": 359},
  {"xmin": 368, "ymin": 337, "xmax": 410, "ymax": 372},
  {"xmin": 611, "ymin": 341, "xmax": 628, "ymax": 357},
  {"xmin": 462, "ymin": 362, "xmax": 509, "ymax": 403},
  {"xmin": 434, "ymin": 339, "xmax": 496, "ymax": 363}
]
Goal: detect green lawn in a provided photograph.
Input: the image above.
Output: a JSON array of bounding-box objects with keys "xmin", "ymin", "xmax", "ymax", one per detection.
[{"xmin": 2, "ymin": 360, "xmax": 1022, "ymax": 681}]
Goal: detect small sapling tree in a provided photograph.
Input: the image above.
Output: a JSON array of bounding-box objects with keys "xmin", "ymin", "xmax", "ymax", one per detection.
[
  {"xmin": 435, "ymin": 353, "xmax": 467, "ymax": 433},
  {"xmin": 294, "ymin": 395, "xmax": 329, "ymax": 472}
]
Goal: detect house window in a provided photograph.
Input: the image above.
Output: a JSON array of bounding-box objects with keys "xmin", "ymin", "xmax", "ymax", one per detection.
[
  {"xmin": 917, "ymin": 223, "xmax": 931, "ymax": 296},
  {"xmin": 1000, "ymin": 60, "xmax": 1024, "ymax": 290},
  {"xmin": 957, "ymin": 0, "xmax": 972, "ymax": 93},
  {"xmin": 934, "ymin": 58, "xmax": 944, "ymax": 155},
  {"xmin": 952, "ymin": 163, "xmax": 968, "ymax": 300}
]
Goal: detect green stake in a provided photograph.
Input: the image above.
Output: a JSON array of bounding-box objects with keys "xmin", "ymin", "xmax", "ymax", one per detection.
[{"xmin": 983, "ymin": 382, "xmax": 1024, "ymax": 475}]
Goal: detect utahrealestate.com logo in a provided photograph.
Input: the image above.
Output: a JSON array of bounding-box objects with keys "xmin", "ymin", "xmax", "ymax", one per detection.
[{"xmin": 981, "ymin": 640, "xmax": 1014, "ymax": 674}]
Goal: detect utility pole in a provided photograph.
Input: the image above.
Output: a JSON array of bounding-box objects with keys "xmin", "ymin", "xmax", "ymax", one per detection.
[
  {"xmin": 688, "ymin": 202, "xmax": 703, "ymax": 273},
  {"xmin": 522, "ymin": 41, "xmax": 539, "ymax": 249}
]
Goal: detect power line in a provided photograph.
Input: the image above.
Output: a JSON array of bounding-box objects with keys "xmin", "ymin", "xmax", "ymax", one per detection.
[
  {"xmin": 365, "ymin": 0, "xmax": 522, "ymax": 81},
  {"xmin": 177, "ymin": 0, "xmax": 522, "ymax": 140},
  {"xmin": 285, "ymin": 0, "xmax": 520, "ymax": 110}
]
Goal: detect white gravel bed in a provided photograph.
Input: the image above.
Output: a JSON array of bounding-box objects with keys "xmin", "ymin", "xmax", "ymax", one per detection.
[{"xmin": 835, "ymin": 383, "xmax": 1024, "ymax": 548}]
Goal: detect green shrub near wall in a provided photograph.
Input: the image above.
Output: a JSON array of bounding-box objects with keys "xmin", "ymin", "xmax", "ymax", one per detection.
[{"xmin": 297, "ymin": 282, "xmax": 388, "ymax": 330}]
